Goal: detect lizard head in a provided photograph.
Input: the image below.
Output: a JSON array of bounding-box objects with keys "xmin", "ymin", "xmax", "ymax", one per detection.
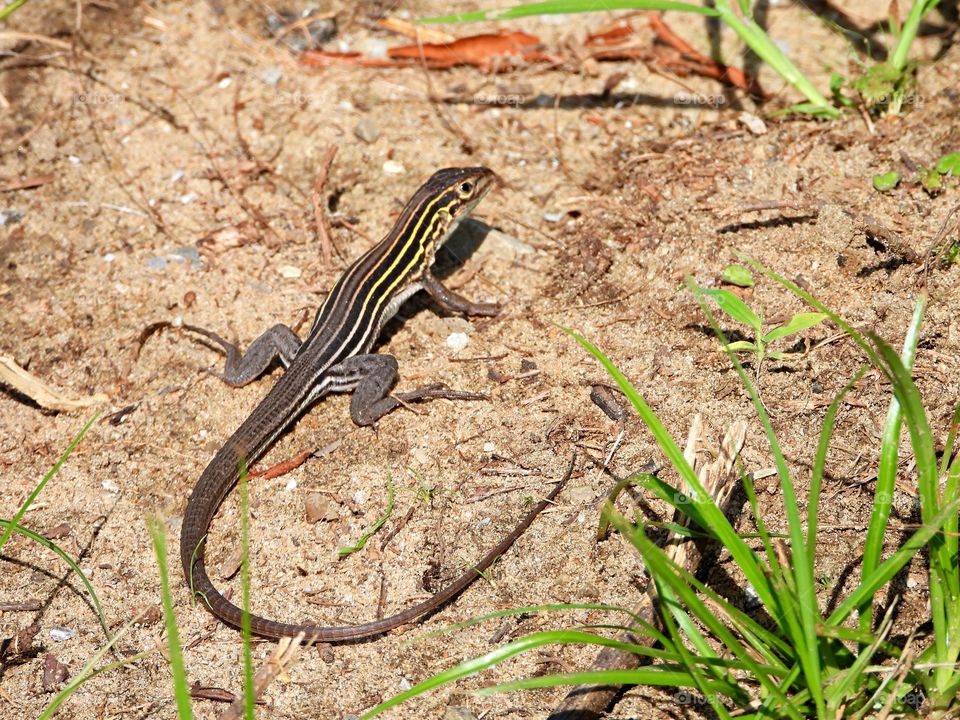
[{"xmin": 413, "ymin": 166, "xmax": 498, "ymax": 254}]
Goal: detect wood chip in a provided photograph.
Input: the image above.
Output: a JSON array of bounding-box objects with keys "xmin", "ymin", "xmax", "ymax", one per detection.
[
  {"xmin": 42, "ymin": 653, "xmax": 70, "ymax": 692},
  {"xmin": 0, "ymin": 355, "xmax": 109, "ymax": 411}
]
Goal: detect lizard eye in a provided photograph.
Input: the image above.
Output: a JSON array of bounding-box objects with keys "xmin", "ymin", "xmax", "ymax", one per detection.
[{"xmin": 458, "ymin": 181, "xmax": 474, "ymax": 195}]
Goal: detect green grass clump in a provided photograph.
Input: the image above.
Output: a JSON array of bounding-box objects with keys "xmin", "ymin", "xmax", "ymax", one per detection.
[{"xmin": 362, "ymin": 259, "xmax": 960, "ymax": 718}]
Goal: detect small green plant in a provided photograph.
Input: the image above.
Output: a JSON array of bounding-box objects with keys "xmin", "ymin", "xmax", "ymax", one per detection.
[
  {"xmin": 873, "ymin": 171, "xmax": 901, "ymax": 191},
  {"xmin": 700, "ymin": 287, "xmax": 826, "ymax": 377},
  {"xmin": 720, "ymin": 264, "xmax": 754, "ymax": 287},
  {"xmin": 338, "ymin": 475, "xmax": 395, "ymax": 558},
  {"xmin": 873, "ymin": 152, "xmax": 959, "ymax": 194}
]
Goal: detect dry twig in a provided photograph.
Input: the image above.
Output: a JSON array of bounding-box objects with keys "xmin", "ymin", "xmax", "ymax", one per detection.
[
  {"xmin": 217, "ymin": 632, "xmax": 308, "ymax": 720},
  {"xmin": 548, "ymin": 416, "xmax": 745, "ymax": 719},
  {"xmin": 311, "ymin": 145, "xmax": 338, "ymax": 270}
]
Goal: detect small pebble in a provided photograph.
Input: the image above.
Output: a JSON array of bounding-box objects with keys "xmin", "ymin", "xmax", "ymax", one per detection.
[
  {"xmin": 103, "ymin": 253, "xmax": 116, "ymax": 263},
  {"xmin": 145, "ymin": 256, "xmax": 167, "ymax": 270},
  {"xmin": 171, "ymin": 246, "xmax": 201, "ymax": 269},
  {"xmin": 0, "ymin": 210, "xmax": 25, "ymax": 226},
  {"xmin": 277, "ymin": 265, "xmax": 302, "ymax": 279},
  {"xmin": 49, "ymin": 627, "xmax": 75, "ymax": 642},
  {"xmin": 218, "ymin": 77, "xmax": 232, "ymax": 89},
  {"xmin": 68, "ymin": 155, "xmax": 80, "ymax": 165},
  {"xmin": 543, "ymin": 211, "xmax": 564, "ymax": 223},
  {"xmin": 170, "ymin": 170, "xmax": 185, "ymax": 183},
  {"xmin": 443, "ymin": 707, "xmax": 479, "ymax": 720},
  {"xmin": 354, "ymin": 118, "xmax": 381, "ymax": 144},
  {"xmin": 738, "ymin": 111, "xmax": 767, "ymax": 135},
  {"xmin": 483, "ymin": 441, "xmax": 496, "ymax": 453},
  {"xmin": 259, "ymin": 67, "xmax": 283, "ymax": 87},
  {"xmin": 743, "ymin": 583, "xmax": 761, "ymax": 609},
  {"xmin": 285, "ymin": 478, "xmax": 297, "ymax": 491},
  {"xmin": 179, "ymin": 192, "xmax": 198, "ymax": 204},
  {"xmin": 359, "ymin": 37, "xmax": 389, "ymax": 59},
  {"xmin": 305, "ymin": 493, "xmax": 333, "ymax": 524},
  {"xmin": 446, "ymin": 332, "xmax": 469, "ymax": 352},
  {"xmin": 382, "ymin": 160, "xmax": 405, "ymax": 175},
  {"xmin": 907, "ymin": 577, "xmax": 918, "ymax": 589},
  {"xmin": 353, "ymin": 490, "xmax": 367, "ymax": 505}
]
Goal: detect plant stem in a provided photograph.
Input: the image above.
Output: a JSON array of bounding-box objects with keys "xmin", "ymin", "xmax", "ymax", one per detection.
[{"xmin": 890, "ymin": 0, "xmax": 939, "ymax": 71}]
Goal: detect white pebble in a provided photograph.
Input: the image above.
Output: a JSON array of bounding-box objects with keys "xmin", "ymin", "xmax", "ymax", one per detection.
[
  {"xmin": 218, "ymin": 77, "xmax": 232, "ymax": 89},
  {"xmin": 103, "ymin": 253, "xmax": 115, "ymax": 263},
  {"xmin": 483, "ymin": 441, "xmax": 496, "ymax": 453},
  {"xmin": 285, "ymin": 478, "xmax": 298, "ymax": 490},
  {"xmin": 382, "ymin": 160, "xmax": 406, "ymax": 175},
  {"xmin": 49, "ymin": 627, "xmax": 75, "ymax": 642},
  {"xmin": 179, "ymin": 193, "xmax": 198, "ymax": 204},
  {"xmin": 738, "ymin": 111, "xmax": 767, "ymax": 135},
  {"xmin": 446, "ymin": 332, "xmax": 469, "ymax": 352},
  {"xmin": 277, "ymin": 265, "xmax": 302, "ymax": 278},
  {"xmin": 68, "ymin": 155, "xmax": 81, "ymax": 165},
  {"xmin": 543, "ymin": 211, "xmax": 563, "ymax": 223}
]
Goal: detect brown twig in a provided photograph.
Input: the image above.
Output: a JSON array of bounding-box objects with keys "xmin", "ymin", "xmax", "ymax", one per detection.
[
  {"xmin": 217, "ymin": 633, "xmax": 308, "ymax": 720},
  {"xmin": 311, "ymin": 145, "xmax": 338, "ymax": 271},
  {"xmin": 548, "ymin": 416, "xmax": 745, "ymax": 719},
  {"xmin": 0, "ymin": 174, "xmax": 55, "ymax": 192},
  {"xmin": 922, "ymin": 202, "xmax": 960, "ymax": 284}
]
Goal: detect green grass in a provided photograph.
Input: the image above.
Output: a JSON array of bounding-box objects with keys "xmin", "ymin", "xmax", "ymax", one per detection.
[
  {"xmin": 148, "ymin": 516, "xmax": 194, "ymax": 720},
  {"xmin": 338, "ymin": 474, "xmax": 395, "ymax": 558},
  {"xmin": 0, "ymin": 0, "xmax": 32, "ymax": 21},
  {"xmin": 0, "ymin": 413, "xmax": 111, "ymax": 638},
  {"xmin": 361, "ymin": 260, "xmax": 960, "ymax": 718}
]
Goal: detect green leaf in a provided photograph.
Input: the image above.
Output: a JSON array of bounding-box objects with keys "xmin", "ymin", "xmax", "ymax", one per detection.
[
  {"xmin": 701, "ymin": 289, "xmax": 762, "ymax": 333},
  {"xmin": 920, "ymin": 166, "xmax": 942, "ymax": 192},
  {"xmin": 721, "ymin": 264, "xmax": 755, "ymax": 287},
  {"xmin": 872, "ymin": 171, "xmax": 900, "ymax": 191},
  {"xmin": 935, "ymin": 152, "xmax": 960, "ymax": 176},
  {"xmin": 830, "ymin": 72, "xmax": 854, "ymax": 108},
  {"xmin": 724, "ymin": 341, "xmax": 757, "ymax": 353},
  {"xmin": 763, "ymin": 312, "xmax": 827, "ymax": 342}
]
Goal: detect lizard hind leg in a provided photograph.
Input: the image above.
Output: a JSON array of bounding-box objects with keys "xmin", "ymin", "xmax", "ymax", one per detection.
[
  {"xmin": 327, "ymin": 354, "xmax": 486, "ymax": 427},
  {"xmin": 182, "ymin": 323, "xmax": 302, "ymax": 387}
]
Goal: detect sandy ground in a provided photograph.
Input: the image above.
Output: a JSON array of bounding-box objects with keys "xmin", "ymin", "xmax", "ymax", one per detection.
[{"xmin": 2, "ymin": 1, "xmax": 959, "ymax": 718}]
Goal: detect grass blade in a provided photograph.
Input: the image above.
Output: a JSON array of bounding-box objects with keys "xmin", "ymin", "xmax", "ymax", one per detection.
[
  {"xmin": 37, "ymin": 615, "xmax": 150, "ymax": 720},
  {"xmin": 859, "ymin": 297, "xmax": 924, "ymax": 634},
  {"xmin": 338, "ymin": 475, "xmax": 395, "ymax": 558},
  {"xmin": 0, "ymin": 412, "xmax": 99, "ymax": 552},
  {"xmin": 0, "ymin": 519, "xmax": 110, "ymax": 639},
  {"xmin": 148, "ymin": 516, "xmax": 194, "ymax": 720},
  {"xmin": 421, "ymin": 0, "xmax": 719, "ymax": 24}
]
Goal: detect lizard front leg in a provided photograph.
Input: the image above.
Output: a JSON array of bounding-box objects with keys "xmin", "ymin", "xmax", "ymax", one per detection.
[
  {"xmin": 182, "ymin": 323, "xmax": 302, "ymax": 387},
  {"xmin": 327, "ymin": 354, "xmax": 486, "ymax": 427},
  {"xmin": 421, "ymin": 272, "xmax": 500, "ymax": 317}
]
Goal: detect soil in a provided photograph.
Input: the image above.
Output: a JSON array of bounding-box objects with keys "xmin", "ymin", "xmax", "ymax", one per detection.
[{"xmin": 1, "ymin": 1, "xmax": 959, "ymax": 719}]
